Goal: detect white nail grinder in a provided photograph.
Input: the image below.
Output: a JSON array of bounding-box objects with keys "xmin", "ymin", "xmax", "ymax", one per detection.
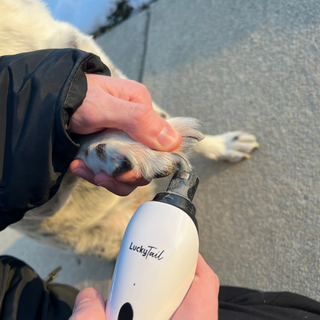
[{"xmin": 106, "ymin": 170, "xmax": 200, "ymax": 320}]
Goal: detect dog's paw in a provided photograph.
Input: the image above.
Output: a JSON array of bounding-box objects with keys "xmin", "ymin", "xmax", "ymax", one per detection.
[
  {"xmin": 196, "ymin": 131, "xmax": 259, "ymax": 162},
  {"xmin": 77, "ymin": 118, "xmax": 204, "ymax": 180}
]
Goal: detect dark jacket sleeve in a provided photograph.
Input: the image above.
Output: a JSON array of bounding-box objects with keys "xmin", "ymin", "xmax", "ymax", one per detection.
[{"xmin": 0, "ymin": 49, "xmax": 110, "ymax": 230}]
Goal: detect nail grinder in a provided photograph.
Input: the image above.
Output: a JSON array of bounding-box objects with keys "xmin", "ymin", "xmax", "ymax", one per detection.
[{"xmin": 106, "ymin": 170, "xmax": 200, "ymax": 320}]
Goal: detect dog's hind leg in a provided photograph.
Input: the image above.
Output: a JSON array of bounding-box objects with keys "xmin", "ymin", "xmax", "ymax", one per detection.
[{"xmin": 195, "ymin": 131, "xmax": 259, "ymax": 162}]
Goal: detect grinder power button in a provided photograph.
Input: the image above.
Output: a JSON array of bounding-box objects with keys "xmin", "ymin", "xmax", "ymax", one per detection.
[{"xmin": 118, "ymin": 302, "xmax": 133, "ymax": 320}]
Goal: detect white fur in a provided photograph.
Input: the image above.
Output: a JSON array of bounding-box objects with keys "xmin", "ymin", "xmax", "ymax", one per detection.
[{"xmin": 1, "ymin": 0, "xmax": 258, "ymax": 259}]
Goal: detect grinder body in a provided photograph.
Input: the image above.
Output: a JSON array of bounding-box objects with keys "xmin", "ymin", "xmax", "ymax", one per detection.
[{"xmin": 106, "ymin": 172, "xmax": 199, "ymax": 320}]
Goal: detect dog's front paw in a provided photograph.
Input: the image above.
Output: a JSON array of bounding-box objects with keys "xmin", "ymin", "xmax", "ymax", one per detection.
[
  {"xmin": 196, "ymin": 131, "xmax": 259, "ymax": 162},
  {"xmin": 77, "ymin": 132, "xmax": 139, "ymax": 176},
  {"xmin": 76, "ymin": 118, "xmax": 204, "ymax": 180}
]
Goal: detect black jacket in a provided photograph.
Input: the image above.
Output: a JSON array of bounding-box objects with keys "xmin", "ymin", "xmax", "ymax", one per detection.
[{"xmin": 0, "ymin": 49, "xmax": 110, "ymax": 231}]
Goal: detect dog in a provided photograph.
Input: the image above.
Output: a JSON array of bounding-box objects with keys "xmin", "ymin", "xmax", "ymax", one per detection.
[{"xmin": 0, "ymin": 0, "xmax": 258, "ymax": 259}]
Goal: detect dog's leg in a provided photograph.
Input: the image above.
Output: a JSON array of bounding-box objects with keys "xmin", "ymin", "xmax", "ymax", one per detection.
[
  {"xmin": 77, "ymin": 118, "xmax": 259, "ymax": 182},
  {"xmin": 195, "ymin": 131, "xmax": 259, "ymax": 162},
  {"xmin": 77, "ymin": 117, "xmax": 204, "ymax": 180}
]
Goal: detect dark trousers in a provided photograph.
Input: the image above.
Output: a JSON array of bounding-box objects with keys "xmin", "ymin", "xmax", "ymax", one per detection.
[
  {"xmin": 0, "ymin": 256, "xmax": 78, "ymax": 320},
  {"xmin": 1, "ymin": 256, "xmax": 320, "ymax": 320},
  {"xmin": 219, "ymin": 286, "xmax": 320, "ymax": 319}
]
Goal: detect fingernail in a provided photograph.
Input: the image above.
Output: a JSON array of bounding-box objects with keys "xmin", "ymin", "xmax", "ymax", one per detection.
[
  {"xmin": 74, "ymin": 288, "xmax": 98, "ymax": 309},
  {"xmin": 72, "ymin": 168, "xmax": 88, "ymax": 180},
  {"xmin": 157, "ymin": 125, "xmax": 180, "ymax": 147}
]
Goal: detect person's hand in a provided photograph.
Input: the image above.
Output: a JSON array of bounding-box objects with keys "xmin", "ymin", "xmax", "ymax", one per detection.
[
  {"xmin": 70, "ymin": 287, "xmax": 106, "ymax": 320},
  {"xmin": 69, "ymin": 74, "xmax": 181, "ymax": 196},
  {"xmin": 171, "ymin": 254, "xmax": 219, "ymax": 320},
  {"xmin": 70, "ymin": 254, "xmax": 219, "ymax": 320}
]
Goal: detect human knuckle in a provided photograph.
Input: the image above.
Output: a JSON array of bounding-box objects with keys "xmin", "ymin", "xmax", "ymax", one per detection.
[
  {"xmin": 131, "ymin": 103, "xmax": 153, "ymax": 123},
  {"xmin": 134, "ymin": 81, "xmax": 148, "ymax": 93},
  {"xmin": 132, "ymin": 81, "xmax": 151, "ymax": 100}
]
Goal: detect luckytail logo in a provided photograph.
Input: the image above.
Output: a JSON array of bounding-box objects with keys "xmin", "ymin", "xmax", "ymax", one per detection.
[{"xmin": 129, "ymin": 242, "xmax": 164, "ymax": 260}]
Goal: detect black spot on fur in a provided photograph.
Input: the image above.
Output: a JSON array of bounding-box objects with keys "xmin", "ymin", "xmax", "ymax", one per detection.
[
  {"xmin": 112, "ymin": 157, "xmax": 134, "ymax": 175},
  {"xmin": 96, "ymin": 144, "xmax": 107, "ymax": 162},
  {"xmin": 160, "ymin": 112, "xmax": 168, "ymax": 119}
]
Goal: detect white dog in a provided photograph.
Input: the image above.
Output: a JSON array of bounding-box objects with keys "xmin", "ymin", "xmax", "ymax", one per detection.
[{"xmin": 0, "ymin": 0, "xmax": 258, "ymax": 259}]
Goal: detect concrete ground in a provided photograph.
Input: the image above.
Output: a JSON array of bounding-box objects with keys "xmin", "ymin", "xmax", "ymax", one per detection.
[{"xmin": 1, "ymin": 0, "xmax": 320, "ymax": 302}]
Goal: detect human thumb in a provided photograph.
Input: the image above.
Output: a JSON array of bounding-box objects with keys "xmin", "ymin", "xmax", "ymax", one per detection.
[
  {"xmin": 99, "ymin": 95, "xmax": 182, "ymax": 152},
  {"xmin": 70, "ymin": 288, "xmax": 107, "ymax": 320}
]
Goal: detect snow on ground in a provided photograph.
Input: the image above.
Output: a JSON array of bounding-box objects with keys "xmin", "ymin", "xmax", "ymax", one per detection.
[{"xmin": 43, "ymin": 0, "xmax": 153, "ymax": 34}]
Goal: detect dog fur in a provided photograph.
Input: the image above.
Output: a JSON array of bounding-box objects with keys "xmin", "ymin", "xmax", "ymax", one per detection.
[{"xmin": 0, "ymin": 0, "xmax": 258, "ymax": 259}]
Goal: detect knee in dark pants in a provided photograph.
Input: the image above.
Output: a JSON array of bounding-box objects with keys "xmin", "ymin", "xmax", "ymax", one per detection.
[{"xmin": 0, "ymin": 255, "xmax": 79, "ymax": 320}]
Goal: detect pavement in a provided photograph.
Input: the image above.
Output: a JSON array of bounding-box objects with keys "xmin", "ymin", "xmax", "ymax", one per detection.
[{"xmin": 2, "ymin": 0, "xmax": 320, "ymax": 301}]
